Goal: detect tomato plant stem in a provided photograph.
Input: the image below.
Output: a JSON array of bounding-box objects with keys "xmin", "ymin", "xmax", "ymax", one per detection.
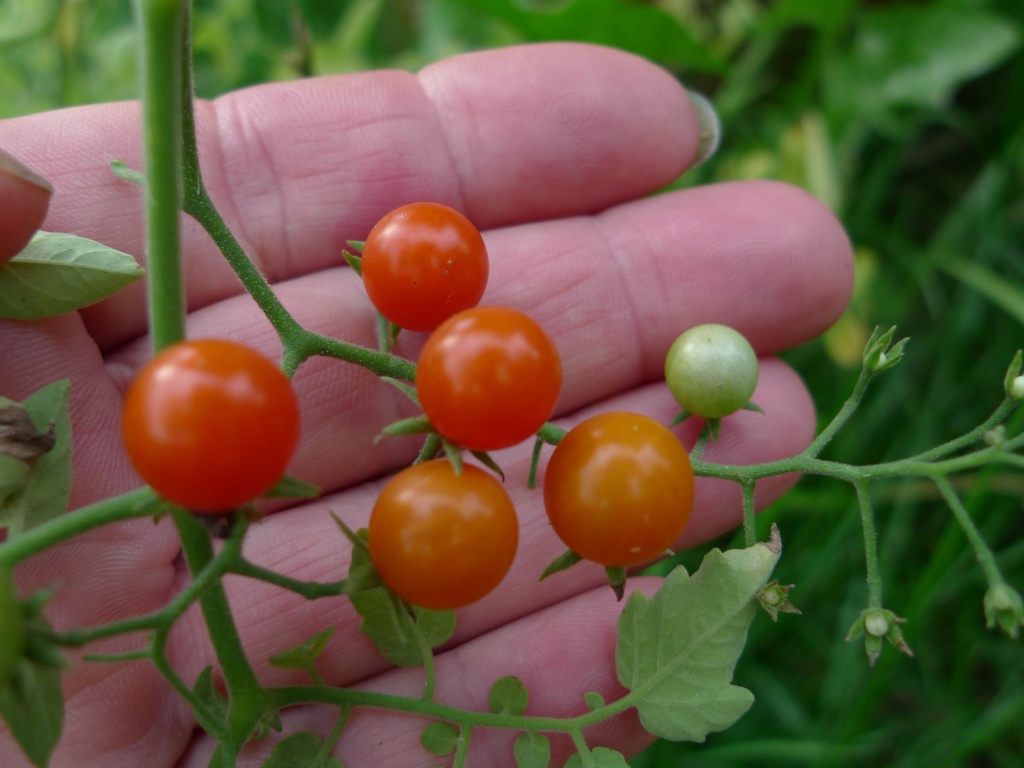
[
  {"xmin": 741, "ymin": 479, "xmax": 757, "ymax": 546},
  {"xmin": 0, "ymin": 487, "xmax": 160, "ymax": 568},
  {"xmin": 854, "ymin": 479, "xmax": 883, "ymax": 608},
  {"xmin": 173, "ymin": 509, "xmax": 268, "ymax": 757},
  {"xmin": 134, "ymin": 0, "xmax": 188, "ymax": 352},
  {"xmin": 932, "ymin": 475, "xmax": 1007, "ymax": 589}
]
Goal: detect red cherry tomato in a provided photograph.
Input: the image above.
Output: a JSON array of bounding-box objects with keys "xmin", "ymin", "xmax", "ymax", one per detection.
[
  {"xmin": 121, "ymin": 339, "xmax": 300, "ymax": 512},
  {"xmin": 543, "ymin": 412, "xmax": 694, "ymax": 567},
  {"xmin": 360, "ymin": 202, "xmax": 489, "ymax": 332},
  {"xmin": 368, "ymin": 460, "xmax": 519, "ymax": 610},
  {"xmin": 416, "ymin": 306, "xmax": 562, "ymax": 451}
]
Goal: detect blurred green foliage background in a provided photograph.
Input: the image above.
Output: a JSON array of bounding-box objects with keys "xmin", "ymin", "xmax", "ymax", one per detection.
[{"xmin": 2, "ymin": 0, "xmax": 1023, "ymax": 765}]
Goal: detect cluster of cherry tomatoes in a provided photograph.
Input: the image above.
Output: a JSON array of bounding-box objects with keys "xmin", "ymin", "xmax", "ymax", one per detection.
[{"xmin": 121, "ymin": 203, "xmax": 760, "ymax": 611}]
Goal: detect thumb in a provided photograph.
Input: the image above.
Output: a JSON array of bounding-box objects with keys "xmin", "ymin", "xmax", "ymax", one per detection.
[{"xmin": 0, "ymin": 147, "xmax": 52, "ymax": 266}]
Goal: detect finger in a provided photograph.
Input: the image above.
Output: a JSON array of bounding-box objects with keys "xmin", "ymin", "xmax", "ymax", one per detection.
[
  {"xmin": 0, "ymin": 146, "xmax": 52, "ymax": 264},
  {"xmin": 101, "ymin": 178, "xmax": 851, "ymax": 500},
  {"xmin": 167, "ymin": 359, "xmax": 811, "ymax": 695},
  {"xmin": 0, "ymin": 43, "xmax": 701, "ymax": 350},
  {"xmin": 177, "ymin": 578, "xmax": 664, "ymax": 768}
]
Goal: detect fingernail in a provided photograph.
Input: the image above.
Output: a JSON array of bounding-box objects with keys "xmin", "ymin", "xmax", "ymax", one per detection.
[
  {"xmin": 686, "ymin": 89, "xmax": 721, "ymax": 167},
  {"xmin": 0, "ymin": 147, "xmax": 54, "ymax": 194}
]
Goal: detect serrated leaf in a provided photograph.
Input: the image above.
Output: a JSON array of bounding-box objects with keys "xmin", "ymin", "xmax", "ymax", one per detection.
[
  {"xmin": 616, "ymin": 530, "xmax": 781, "ymax": 742},
  {"xmin": 563, "ymin": 747, "xmax": 630, "ymax": 768},
  {"xmin": 0, "ymin": 381, "xmax": 72, "ymax": 535},
  {"xmin": 0, "ymin": 656, "xmax": 64, "ymax": 767},
  {"xmin": 0, "ymin": 231, "xmax": 144, "ymax": 319},
  {"xmin": 420, "ymin": 721, "xmax": 460, "ymax": 756},
  {"xmin": 345, "ymin": 529, "xmax": 455, "ymax": 666},
  {"xmin": 514, "ymin": 731, "xmax": 550, "ymax": 768},
  {"xmin": 260, "ymin": 731, "xmax": 344, "ymax": 768},
  {"xmin": 488, "ymin": 675, "xmax": 528, "ymax": 715}
]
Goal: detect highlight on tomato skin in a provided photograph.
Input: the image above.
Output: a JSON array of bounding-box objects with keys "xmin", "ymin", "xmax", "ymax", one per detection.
[
  {"xmin": 120, "ymin": 339, "xmax": 301, "ymax": 513},
  {"xmin": 542, "ymin": 411, "xmax": 694, "ymax": 568},
  {"xmin": 360, "ymin": 202, "xmax": 489, "ymax": 333},
  {"xmin": 367, "ymin": 460, "xmax": 519, "ymax": 610},
  {"xmin": 416, "ymin": 306, "xmax": 562, "ymax": 452}
]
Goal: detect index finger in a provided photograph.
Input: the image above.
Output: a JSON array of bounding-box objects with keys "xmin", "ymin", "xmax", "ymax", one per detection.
[{"xmin": 0, "ymin": 43, "xmax": 703, "ymax": 350}]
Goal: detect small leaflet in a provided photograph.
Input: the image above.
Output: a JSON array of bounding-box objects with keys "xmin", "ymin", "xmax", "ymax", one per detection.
[{"xmin": 0, "ymin": 231, "xmax": 144, "ymax": 319}]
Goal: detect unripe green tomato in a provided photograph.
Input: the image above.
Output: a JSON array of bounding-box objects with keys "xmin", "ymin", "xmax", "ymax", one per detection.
[
  {"xmin": 664, "ymin": 324, "xmax": 758, "ymax": 418},
  {"xmin": 0, "ymin": 566, "xmax": 26, "ymax": 687}
]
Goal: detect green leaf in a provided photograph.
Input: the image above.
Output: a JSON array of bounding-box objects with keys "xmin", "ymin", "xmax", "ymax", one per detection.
[
  {"xmin": 488, "ymin": 675, "xmax": 529, "ymax": 715},
  {"xmin": 260, "ymin": 731, "xmax": 345, "ymax": 768},
  {"xmin": 344, "ymin": 528, "xmax": 455, "ymax": 667},
  {"xmin": 825, "ymin": 5, "xmax": 1021, "ymax": 128},
  {"xmin": 563, "ymin": 746, "xmax": 630, "ymax": 768},
  {"xmin": 0, "ymin": 656, "xmax": 64, "ymax": 767},
  {"xmin": 0, "ymin": 231, "xmax": 144, "ymax": 319},
  {"xmin": 0, "ymin": 381, "xmax": 72, "ymax": 536},
  {"xmin": 420, "ymin": 721, "xmax": 460, "ymax": 756},
  {"xmin": 616, "ymin": 528, "xmax": 782, "ymax": 742},
  {"xmin": 939, "ymin": 259, "xmax": 1024, "ymax": 329},
  {"xmin": 452, "ymin": 0, "xmax": 722, "ymax": 74},
  {"xmin": 514, "ymin": 731, "xmax": 551, "ymax": 768}
]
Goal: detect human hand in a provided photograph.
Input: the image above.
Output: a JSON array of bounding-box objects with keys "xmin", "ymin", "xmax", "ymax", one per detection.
[
  {"xmin": 0, "ymin": 43, "xmax": 852, "ymax": 767},
  {"xmin": 0, "ymin": 148, "xmax": 51, "ymax": 267}
]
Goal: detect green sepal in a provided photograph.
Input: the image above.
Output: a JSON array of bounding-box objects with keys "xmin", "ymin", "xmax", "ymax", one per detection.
[
  {"xmin": 845, "ymin": 607, "xmax": 913, "ymax": 666},
  {"xmin": 669, "ymin": 408, "xmax": 693, "ymax": 427},
  {"xmin": 862, "ymin": 325, "xmax": 909, "ymax": 374},
  {"xmin": 268, "ymin": 627, "xmax": 336, "ymax": 685},
  {"xmin": 470, "ymin": 450, "xmax": 505, "ymax": 481},
  {"xmin": 263, "ymin": 474, "xmax": 321, "ymax": 500},
  {"xmin": 379, "ymin": 376, "xmax": 420, "ymax": 405},
  {"xmin": 539, "ymin": 549, "xmax": 584, "ymax": 581},
  {"xmin": 605, "ymin": 566, "xmax": 627, "ymax": 601},
  {"xmin": 1002, "ymin": 349, "xmax": 1023, "ymax": 400},
  {"xmin": 378, "ymin": 415, "xmax": 433, "ymax": 439},
  {"xmin": 756, "ymin": 580, "xmax": 801, "ymax": 621},
  {"xmin": 984, "ymin": 583, "xmax": 1024, "ymax": 639},
  {"xmin": 442, "ymin": 439, "xmax": 464, "ymax": 476},
  {"xmin": 414, "ymin": 433, "xmax": 443, "ymax": 464},
  {"xmin": 341, "ymin": 250, "xmax": 362, "ymax": 276}
]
